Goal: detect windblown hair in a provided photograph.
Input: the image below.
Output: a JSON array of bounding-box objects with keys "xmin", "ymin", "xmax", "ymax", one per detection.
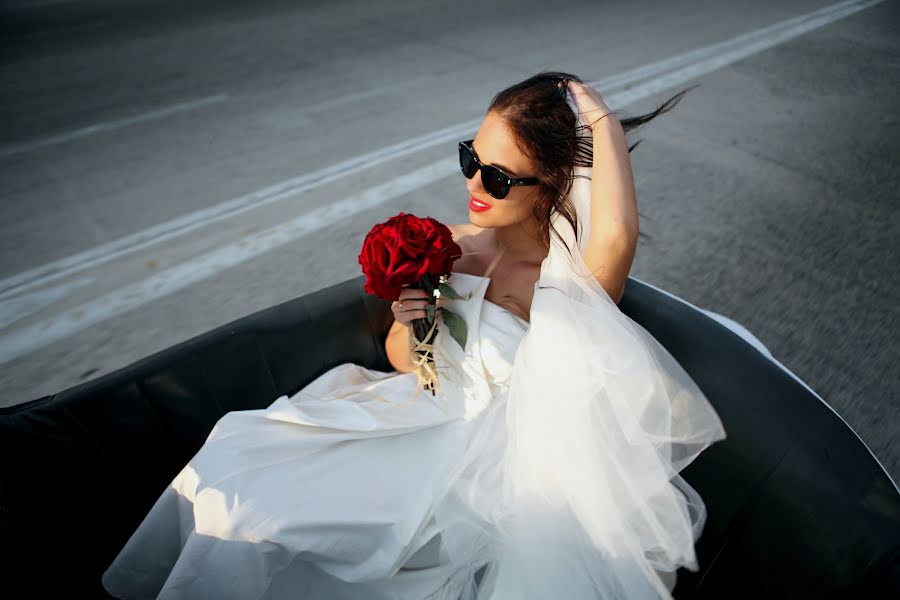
[{"xmin": 487, "ymin": 70, "xmax": 694, "ymax": 258}]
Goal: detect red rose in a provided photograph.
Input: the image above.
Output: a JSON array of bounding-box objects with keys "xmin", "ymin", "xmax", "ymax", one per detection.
[{"xmin": 357, "ymin": 212, "xmax": 462, "ymax": 301}]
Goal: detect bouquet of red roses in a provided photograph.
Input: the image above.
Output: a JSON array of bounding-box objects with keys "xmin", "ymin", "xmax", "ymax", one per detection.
[{"xmin": 358, "ymin": 212, "xmax": 469, "ymax": 396}]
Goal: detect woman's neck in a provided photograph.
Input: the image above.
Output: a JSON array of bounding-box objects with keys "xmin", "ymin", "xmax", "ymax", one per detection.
[{"xmin": 488, "ymin": 219, "xmax": 548, "ymax": 266}]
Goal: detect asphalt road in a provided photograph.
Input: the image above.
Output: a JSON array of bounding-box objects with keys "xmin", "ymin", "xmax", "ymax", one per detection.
[{"xmin": 1, "ymin": 0, "xmax": 897, "ymax": 482}]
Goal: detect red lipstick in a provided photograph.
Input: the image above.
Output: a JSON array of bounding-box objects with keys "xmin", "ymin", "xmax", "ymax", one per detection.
[{"xmin": 469, "ymin": 196, "xmax": 492, "ymax": 212}]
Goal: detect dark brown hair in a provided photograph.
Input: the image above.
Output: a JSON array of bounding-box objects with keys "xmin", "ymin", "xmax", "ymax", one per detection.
[{"xmin": 487, "ymin": 70, "xmax": 694, "ymax": 258}]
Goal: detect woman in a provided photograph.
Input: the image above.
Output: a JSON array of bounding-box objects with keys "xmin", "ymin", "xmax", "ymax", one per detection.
[{"xmin": 102, "ymin": 71, "xmax": 726, "ymax": 599}]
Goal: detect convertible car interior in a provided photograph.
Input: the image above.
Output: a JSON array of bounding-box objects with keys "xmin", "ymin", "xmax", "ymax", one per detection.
[{"xmin": 1, "ymin": 275, "xmax": 898, "ymax": 598}]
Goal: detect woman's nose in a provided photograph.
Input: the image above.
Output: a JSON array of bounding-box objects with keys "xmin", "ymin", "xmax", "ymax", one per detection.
[{"xmin": 465, "ymin": 169, "xmax": 483, "ymax": 195}]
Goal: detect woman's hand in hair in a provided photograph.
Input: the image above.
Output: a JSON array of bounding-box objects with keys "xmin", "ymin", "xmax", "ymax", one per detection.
[{"xmin": 565, "ymin": 80, "xmax": 617, "ymax": 132}]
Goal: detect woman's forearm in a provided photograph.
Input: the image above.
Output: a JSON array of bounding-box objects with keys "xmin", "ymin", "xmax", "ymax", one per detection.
[
  {"xmin": 582, "ymin": 115, "xmax": 639, "ymax": 303},
  {"xmin": 589, "ymin": 116, "xmax": 639, "ymax": 242},
  {"xmin": 385, "ymin": 320, "xmax": 415, "ymax": 373}
]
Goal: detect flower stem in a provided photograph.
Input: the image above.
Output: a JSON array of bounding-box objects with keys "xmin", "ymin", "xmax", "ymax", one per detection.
[{"xmin": 409, "ymin": 274, "xmax": 440, "ymax": 396}]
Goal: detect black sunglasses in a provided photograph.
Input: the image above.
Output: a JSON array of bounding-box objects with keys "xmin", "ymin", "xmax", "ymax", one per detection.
[{"xmin": 458, "ymin": 139, "xmax": 540, "ymax": 199}]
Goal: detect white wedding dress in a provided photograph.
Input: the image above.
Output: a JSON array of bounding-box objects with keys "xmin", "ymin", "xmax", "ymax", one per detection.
[
  {"xmin": 102, "ymin": 271, "xmax": 530, "ymax": 600},
  {"xmin": 104, "ymin": 86, "xmax": 728, "ymax": 600}
]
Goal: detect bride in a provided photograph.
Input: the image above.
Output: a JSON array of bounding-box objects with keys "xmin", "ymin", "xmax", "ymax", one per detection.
[{"xmin": 102, "ymin": 71, "xmax": 726, "ymax": 599}]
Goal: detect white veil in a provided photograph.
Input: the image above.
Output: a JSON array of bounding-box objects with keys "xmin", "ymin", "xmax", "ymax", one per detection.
[{"xmin": 430, "ymin": 87, "xmax": 728, "ymax": 599}]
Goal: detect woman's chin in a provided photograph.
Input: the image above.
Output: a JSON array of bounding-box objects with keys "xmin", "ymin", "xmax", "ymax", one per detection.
[{"xmin": 467, "ymin": 210, "xmax": 491, "ymax": 224}]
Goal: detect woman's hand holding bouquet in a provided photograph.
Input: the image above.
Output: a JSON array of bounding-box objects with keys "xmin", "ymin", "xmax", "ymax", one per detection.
[{"xmin": 358, "ymin": 212, "xmax": 469, "ymax": 396}]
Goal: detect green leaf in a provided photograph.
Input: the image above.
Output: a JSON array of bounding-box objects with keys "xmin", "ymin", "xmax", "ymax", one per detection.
[
  {"xmin": 439, "ymin": 308, "xmax": 467, "ymax": 350},
  {"xmin": 425, "ymin": 302, "xmax": 435, "ymax": 321},
  {"xmin": 438, "ymin": 282, "xmax": 470, "ymax": 300}
]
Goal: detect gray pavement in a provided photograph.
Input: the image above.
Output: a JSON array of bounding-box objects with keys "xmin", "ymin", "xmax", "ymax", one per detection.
[{"xmin": 1, "ymin": 0, "xmax": 897, "ymax": 482}]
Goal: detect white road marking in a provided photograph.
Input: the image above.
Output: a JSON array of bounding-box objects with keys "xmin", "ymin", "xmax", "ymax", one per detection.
[
  {"xmin": 0, "ymin": 277, "xmax": 95, "ymax": 329},
  {"xmin": 606, "ymin": 0, "xmax": 883, "ymax": 108},
  {"xmin": 594, "ymin": 0, "xmax": 881, "ymax": 94},
  {"xmin": 0, "ymin": 0, "xmax": 883, "ymax": 364},
  {"xmin": 0, "ymin": 0, "xmax": 877, "ymax": 300},
  {"xmin": 0, "ymin": 118, "xmax": 475, "ymax": 300},
  {"xmin": 0, "ymin": 158, "xmax": 457, "ymax": 364},
  {"xmin": 0, "ymin": 93, "xmax": 230, "ymax": 159}
]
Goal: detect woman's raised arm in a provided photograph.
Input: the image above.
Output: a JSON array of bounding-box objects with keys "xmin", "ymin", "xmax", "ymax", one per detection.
[{"xmin": 567, "ymin": 80, "xmax": 639, "ymax": 304}]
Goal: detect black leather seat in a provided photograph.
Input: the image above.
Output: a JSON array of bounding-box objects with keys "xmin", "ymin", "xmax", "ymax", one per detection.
[{"xmin": 1, "ymin": 275, "xmax": 897, "ymax": 598}]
